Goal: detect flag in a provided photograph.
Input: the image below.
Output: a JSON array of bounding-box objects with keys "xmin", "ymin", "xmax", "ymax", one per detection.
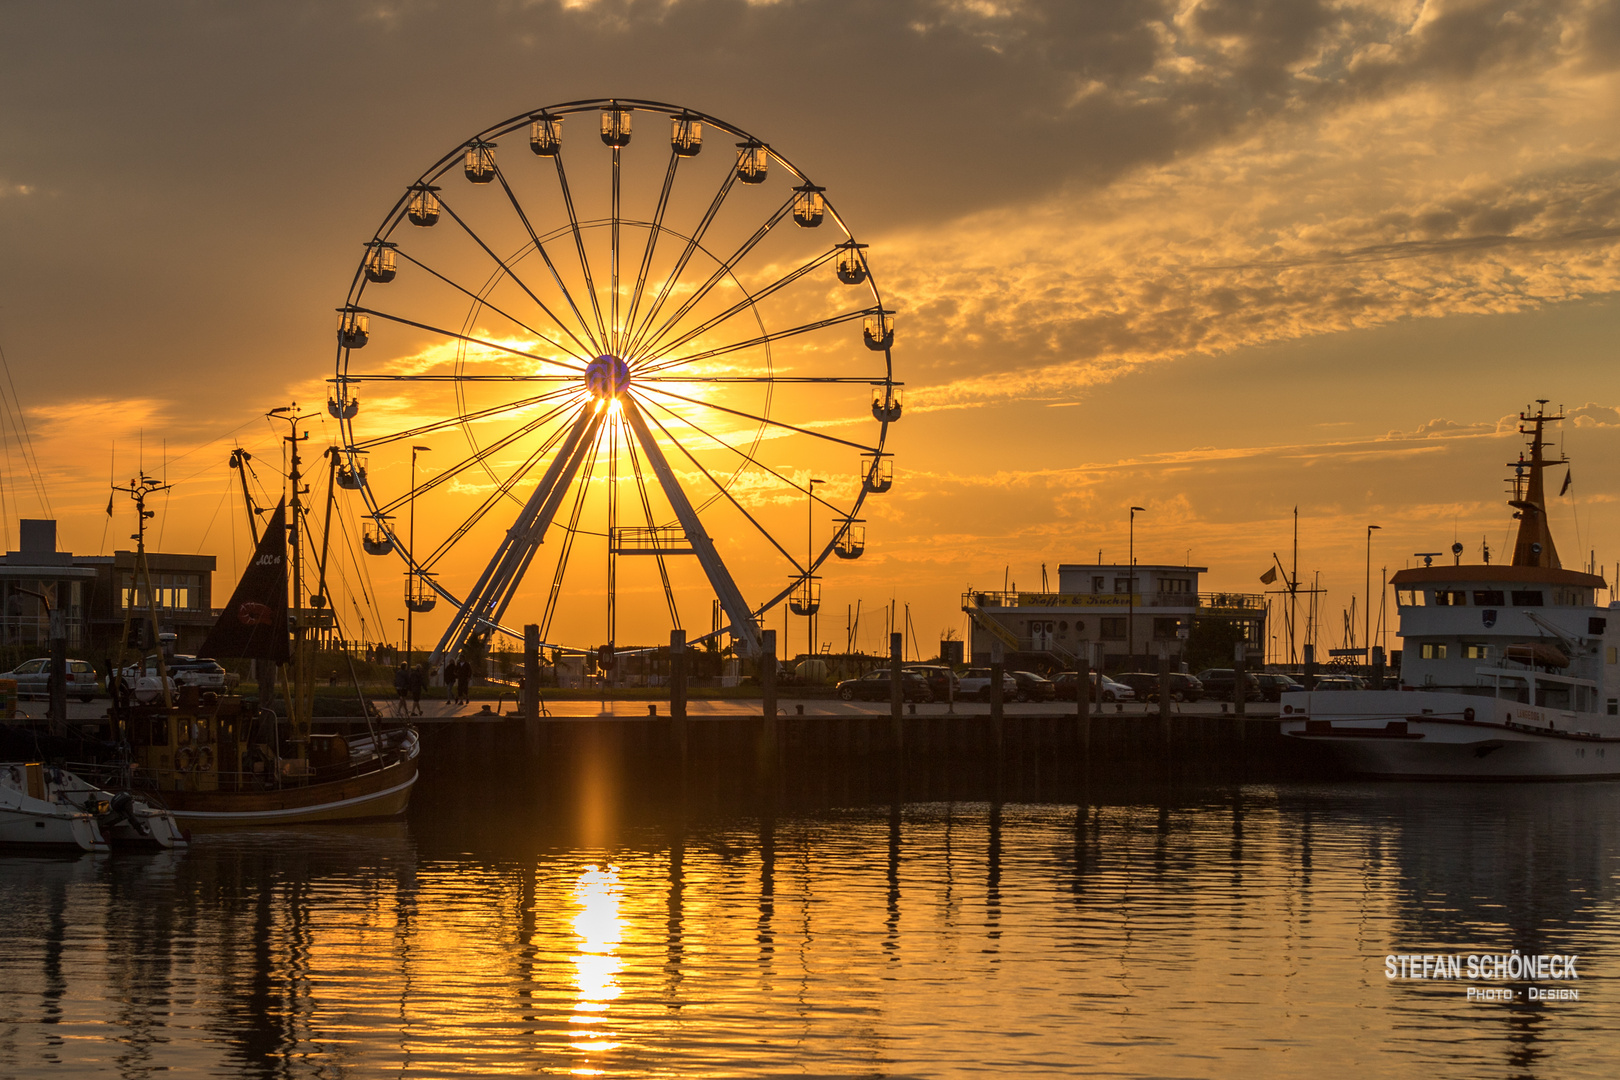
[
  {"xmin": 105, "ymin": 491, "xmax": 114, "ymax": 516},
  {"xmin": 1260, "ymin": 567, "xmax": 1278, "ymax": 584},
  {"xmin": 1560, "ymin": 469, "xmax": 1572, "ymax": 496}
]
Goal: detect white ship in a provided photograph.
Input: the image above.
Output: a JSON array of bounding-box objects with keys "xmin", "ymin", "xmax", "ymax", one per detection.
[{"xmin": 1280, "ymin": 402, "xmax": 1620, "ymax": 778}]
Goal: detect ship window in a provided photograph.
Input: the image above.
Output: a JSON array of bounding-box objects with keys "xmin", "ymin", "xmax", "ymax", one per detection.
[
  {"xmin": 1420, "ymin": 643, "xmax": 1448, "ymax": 659},
  {"xmin": 1609, "ymin": 699, "xmax": 1618, "ymax": 716},
  {"xmin": 1464, "ymin": 643, "xmax": 1489, "ymax": 660},
  {"xmin": 1609, "ymin": 647, "xmax": 1618, "ymax": 665},
  {"xmin": 1510, "ymin": 590, "xmax": 1544, "ymax": 606},
  {"xmin": 1588, "ymin": 617, "xmax": 1607, "ymax": 636},
  {"xmin": 1396, "ymin": 589, "xmax": 1424, "ymax": 607},
  {"xmin": 1473, "ymin": 590, "xmax": 1505, "ymax": 606},
  {"xmin": 1432, "ymin": 590, "xmax": 1467, "ymax": 606}
]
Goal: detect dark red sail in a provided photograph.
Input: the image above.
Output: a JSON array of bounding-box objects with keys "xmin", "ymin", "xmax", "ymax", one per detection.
[{"xmin": 199, "ymin": 500, "xmax": 290, "ymax": 664}]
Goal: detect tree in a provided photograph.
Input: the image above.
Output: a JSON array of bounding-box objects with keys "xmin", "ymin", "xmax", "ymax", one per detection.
[{"xmin": 1186, "ymin": 618, "xmax": 1248, "ymax": 673}]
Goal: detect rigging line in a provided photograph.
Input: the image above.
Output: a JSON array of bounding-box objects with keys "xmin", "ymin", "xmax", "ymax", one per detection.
[
  {"xmin": 622, "ymin": 427, "xmax": 682, "ymax": 630},
  {"xmin": 389, "ymin": 247, "xmax": 594, "ymax": 366},
  {"xmin": 549, "ymin": 151, "xmax": 610, "ymax": 348},
  {"xmin": 639, "ymin": 402, "xmax": 806, "ymax": 575},
  {"xmin": 621, "ymin": 165, "xmax": 740, "ymax": 360},
  {"xmin": 639, "ymin": 393, "xmax": 844, "ymax": 512},
  {"xmin": 419, "ymin": 409, "xmax": 583, "ymax": 571},
  {"xmin": 349, "ymin": 307, "xmax": 589, "ymax": 375},
  {"xmin": 621, "ymin": 147, "xmax": 681, "ymax": 351},
  {"xmin": 432, "ymin": 193, "xmax": 597, "ymax": 365},
  {"xmin": 634, "ymin": 383, "xmax": 879, "ymax": 453},
  {"xmin": 348, "ymin": 385, "xmax": 578, "ymax": 451},
  {"xmin": 370, "ymin": 393, "xmax": 585, "ymax": 516},
  {"xmin": 0, "ymin": 336, "xmax": 53, "ymax": 518},
  {"xmin": 630, "ymin": 195, "xmax": 795, "ymax": 362},
  {"xmin": 636, "ymin": 307, "xmax": 873, "ymax": 376},
  {"xmin": 539, "ymin": 432, "xmax": 601, "ymax": 644},
  {"xmin": 195, "ymin": 485, "xmax": 230, "ymax": 554},
  {"xmin": 486, "ymin": 162, "xmax": 603, "ymax": 357},
  {"xmin": 335, "ymin": 487, "xmax": 384, "ymax": 635},
  {"xmin": 637, "ymin": 248, "xmax": 839, "ymax": 363}
]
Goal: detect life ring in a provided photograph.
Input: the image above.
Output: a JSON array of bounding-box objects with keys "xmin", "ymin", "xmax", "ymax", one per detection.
[
  {"xmin": 196, "ymin": 745, "xmax": 214, "ymax": 772},
  {"xmin": 175, "ymin": 746, "xmax": 195, "ymax": 771}
]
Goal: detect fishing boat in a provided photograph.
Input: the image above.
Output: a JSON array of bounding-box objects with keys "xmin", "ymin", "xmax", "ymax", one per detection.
[
  {"xmin": 109, "ymin": 406, "xmax": 418, "ymax": 827},
  {"xmin": 1280, "ymin": 401, "xmax": 1620, "ymax": 778}
]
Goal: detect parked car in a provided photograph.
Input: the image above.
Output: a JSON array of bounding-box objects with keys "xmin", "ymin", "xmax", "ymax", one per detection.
[
  {"xmin": 1195, "ymin": 669, "xmax": 1262, "ymax": 702},
  {"xmin": 904, "ymin": 665, "xmax": 960, "ymax": 701},
  {"xmin": 958, "ymin": 667, "xmax": 1019, "ymax": 701},
  {"xmin": 1009, "ymin": 670, "xmax": 1057, "ymax": 702},
  {"xmin": 1, "ymin": 658, "xmax": 99, "ymax": 702},
  {"xmin": 1115, "ymin": 672, "xmax": 1206, "ymax": 702},
  {"xmin": 119, "ymin": 654, "xmax": 227, "ymax": 694},
  {"xmin": 1253, "ymin": 672, "xmax": 1305, "ymax": 701},
  {"xmin": 1050, "ymin": 671, "xmax": 1136, "ymax": 703},
  {"xmin": 1311, "ymin": 674, "xmax": 1366, "ymax": 692},
  {"xmin": 836, "ymin": 669, "xmax": 934, "ymax": 702}
]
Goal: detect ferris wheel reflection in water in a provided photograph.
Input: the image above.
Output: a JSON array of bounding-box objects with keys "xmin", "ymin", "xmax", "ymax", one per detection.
[{"xmin": 327, "ymin": 99, "xmax": 902, "ymax": 666}]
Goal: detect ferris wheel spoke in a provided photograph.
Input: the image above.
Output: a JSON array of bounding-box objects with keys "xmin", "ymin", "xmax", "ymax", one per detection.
[
  {"xmin": 622, "ymin": 428, "xmax": 682, "ymax": 630},
  {"xmin": 628, "ymin": 195, "xmax": 794, "ymax": 363},
  {"xmin": 549, "ymin": 153, "xmax": 611, "ymax": 350},
  {"xmin": 637, "ymin": 376, "xmax": 894, "ymax": 384},
  {"xmin": 434, "ymin": 194, "xmax": 599, "ymax": 362},
  {"xmin": 432, "ymin": 402, "xmax": 604, "ymax": 665},
  {"xmin": 635, "ymin": 401, "xmax": 806, "ymax": 575},
  {"xmin": 392, "ymin": 246, "xmax": 593, "ymax": 365},
  {"xmin": 610, "ymin": 145, "xmax": 622, "ymax": 354},
  {"xmin": 489, "ymin": 164, "xmax": 604, "ymax": 358},
  {"xmin": 633, "ymin": 383, "xmax": 879, "ymax": 454},
  {"xmin": 420, "ymin": 414, "xmax": 582, "ymax": 571},
  {"xmin": 640, "ymin": 248, "xmax": 838, "ymax": 362},
  {"xmin": 346, "ymin": 385, "xmax": 579, "ymax": 452},
  {"xmin": 620, "ymin": 166, "xmax": 740, "ymax": 360},
  {"xmin": 373, "ymin": 393, "xmax": 587, "ymax": 515},
  {"xmin": 620, "ymin": 396, "xmax": 765, "ymax": 654},
  {"xmin": 636, "ymin": 308, "xmax": 874, "ymax": 376},
  {"xmin": 621, "ymin": 148, "xmax": 681, "ymax": 357},
  {"xmin": 337, "ymin": 374, "xmax": 580, "ymax": 383},
  {"xmin": 350, "ymin": 307, "xmax": 585, "ymax": 375},
  {"xmin": 540, "ymin": 428, "xmax": 604, "ymax": 645},
  {"xmin": 639, "ymin": 393, "xmax": 846, "ymax": 511}
]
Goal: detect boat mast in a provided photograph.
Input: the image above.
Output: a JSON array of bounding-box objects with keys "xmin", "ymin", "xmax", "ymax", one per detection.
[
  {"xmin": 268, "ymin": 404, "xmax": 317, "ymax": 753},
  {"xmin": 1509, "ymin": 400, "xmax": 1567, "ymax": 569},
  {"xmin": 112, "ymin": 473, "xmax": 174, "ymax": 708}
]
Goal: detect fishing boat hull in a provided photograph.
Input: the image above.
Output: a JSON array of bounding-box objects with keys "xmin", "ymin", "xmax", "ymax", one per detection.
[
  {"xmin": 1280, "ymin": 690, "xmax": 1620, "ymax": 779},
  {"xmin": 160, "ymin": 749, "xmax": 418, "ymax": 828}
]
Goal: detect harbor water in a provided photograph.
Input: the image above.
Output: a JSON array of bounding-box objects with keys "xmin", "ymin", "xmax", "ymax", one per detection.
[{"xmin": 1, "ymin": 776, "xmax": 1616, "ymax": 1078}]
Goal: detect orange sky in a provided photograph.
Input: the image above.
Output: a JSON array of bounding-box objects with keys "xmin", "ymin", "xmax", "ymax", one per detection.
[{"xmin": 2, "ymin": 1, "xmax": 1618, "ymax": 661}]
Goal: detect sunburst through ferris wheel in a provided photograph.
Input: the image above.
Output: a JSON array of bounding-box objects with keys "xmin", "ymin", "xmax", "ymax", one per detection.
[{"xmin": 328, "ymin": 99, "xmax": 899, "ymax": 664}]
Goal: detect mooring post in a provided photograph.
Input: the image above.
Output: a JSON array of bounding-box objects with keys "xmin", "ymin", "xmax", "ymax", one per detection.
[
  {"xmin": 989, "ymin": 642, "xmax": 1005, "ymax": 785},
  {"xmin": 889, "ymin": 631, "xmax": 904, "ymax": 750},
  {"xmin": 1302, "ymin": 642, "xmax": 1317, "ymax": 691},
  {"xmin": 761, "ymin": 628, "xmax": 778, "ymax": 760},
  {"xmin": 670, "ymin": 628, "xmax": 688, "ymax": 765},
  {"xmin": 1234, "ymin": 641, "xmax": 1248, "ymax": 719},
  {"xmin": 522, "ymin": 624, "xmax": 541, "ymax": 755},
  {"xmin": 1157, "ymin": 642, "xmax": 1171, "ymax": 722}
]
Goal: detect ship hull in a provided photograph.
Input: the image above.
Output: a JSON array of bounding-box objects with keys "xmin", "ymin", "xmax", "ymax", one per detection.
[
  {"xmin": 160, "ymin": 756, "xmax": 417, "ymax": 828},
  {"xmin": 1280, "ymin": 690, "xmax": 1620, "ymax": 780}
]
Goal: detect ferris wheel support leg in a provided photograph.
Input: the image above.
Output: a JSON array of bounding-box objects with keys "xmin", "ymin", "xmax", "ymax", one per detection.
[
  {"xmin": 430, "ymin": 403, "xmax": 604, "ymax": 666},
  {"xmin": 621, "ymin": 396, "xmax": 764, "ymax": 658}
]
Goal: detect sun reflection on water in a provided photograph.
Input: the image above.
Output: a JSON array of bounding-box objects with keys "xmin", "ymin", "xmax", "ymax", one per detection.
[{"xmin": 569, "ymin": 864, "xmax": 624, "ymax": 1058}]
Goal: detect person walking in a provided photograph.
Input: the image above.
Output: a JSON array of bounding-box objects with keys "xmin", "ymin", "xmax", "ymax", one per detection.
[
  {"xmin": 407, "ymin": 661, "xmax": 425, "ymax": 716},
  {"xmin": 393, "ymin": 661, "xmax": 410, "ymax": 717},
  {"xmin": 457, "ymin": 658, "xmax": 472, "ymax": 705}
]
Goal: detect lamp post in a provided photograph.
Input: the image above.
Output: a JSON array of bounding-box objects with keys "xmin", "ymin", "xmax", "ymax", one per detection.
[
  {"xmin": 807, "ymin": 477, "xmax": 824, "ymax": 660},
  {"xmin": 1365, "ymin": 524, "xmax": 1381, "ymax": 671},
  {"xmin": 397, "ymin": 617, "xmax": 405, "ymax": 659},
  {"xmin": 407, "ymin": 445, "xmax": 431, "ymax": 660},
  {"xmin": 1128, "ymin": 506, "xmax": 1146, "ymax": 668}
]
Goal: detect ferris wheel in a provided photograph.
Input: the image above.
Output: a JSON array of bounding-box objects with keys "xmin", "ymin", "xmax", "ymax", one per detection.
[{"xmin": 328, "ymin": 98, "xmax": 900, "ymax": 663}]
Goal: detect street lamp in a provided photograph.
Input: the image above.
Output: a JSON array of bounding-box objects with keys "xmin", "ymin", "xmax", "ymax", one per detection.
[
  {"xmin": 1128, "ymin": 506, "xmax": 1146, "ymax": 668},
  {"xmin": 1365, "ymin": 524, "xmax": 1381, "ymax": 668},
  {"xmin": 807, "ymin": 477, "xmax": 824, "ymax": 659},
  {"xmin": 407, "ymin": 445, "xmax": 431, "ymax": 660}
]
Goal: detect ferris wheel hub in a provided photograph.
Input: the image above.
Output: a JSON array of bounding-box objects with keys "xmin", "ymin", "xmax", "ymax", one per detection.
[{"xmin": 584, "ymin": 353, "xmax": 631, "ymax": 398}]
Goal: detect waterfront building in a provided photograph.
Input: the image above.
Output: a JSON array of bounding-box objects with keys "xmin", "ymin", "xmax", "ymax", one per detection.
[
  {"xmin": 0, "ymin": 519, "xmax": 215, "ymax": 656},
  {"xmin": 962, "ymin": 562, "xmax": 1265, "ymax": 671}
]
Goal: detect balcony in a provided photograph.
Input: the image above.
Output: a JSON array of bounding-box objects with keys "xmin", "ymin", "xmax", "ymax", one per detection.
[{"xmin": 963, "ymin": 590, "xmax": 1263, "ymax": 612}]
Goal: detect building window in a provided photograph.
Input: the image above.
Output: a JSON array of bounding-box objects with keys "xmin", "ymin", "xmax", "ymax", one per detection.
[
  {"xmin": 1510, "ymin": 590, "xmax": 1544, "ymax": 607},
  {"xmin": 1473, "ymin": 590, "xmax": 1505, "ymax": 606},
  {"xmin": 1091, "ymin": 576, "xmax": 1105, "ymax": 593},
  {"xmin": 1608, "ymin": 647, "xmax": 1617, "ymax": 665},
  {"xmin": 1463, "ymin": 643, "xmax": 1489, "ymax": 660},
  {"xmin": 119, "ymin": 572, "xmax": 200, "ymax": 612},
  {"xmin": 1114, "ymin": 577, "xmax": 1133, "ymax": 594},
  {"xmin": 1158, "ymin": 578, "xmax": 1190, "ymax": 594},
  {"xmin": 1152, "ymin": 617, "xmax": 1180, "ymax": 639},
  {"xmin": 1100, "ymin": 617, "xmax": 1126, "ymax": 641},
  {"xmin": 1420, "ymin": 643, "xmax": 1448, "ymax": 660}
]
